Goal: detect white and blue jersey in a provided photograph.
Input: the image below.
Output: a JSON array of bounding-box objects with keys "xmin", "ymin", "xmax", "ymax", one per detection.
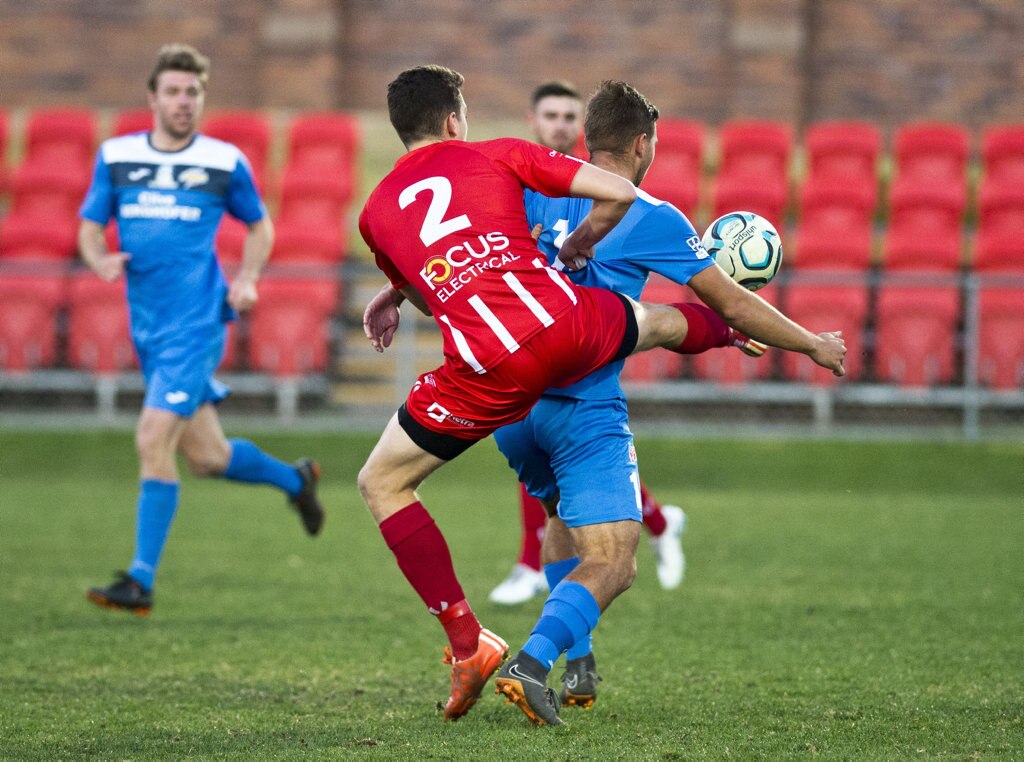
[
  {"xmin": 79, "ymin": 132, "xmax": 266, "ymax": 415},
  {"xmin": 493, "ymin": 188, "xmax": 713, "ymax": 526}
]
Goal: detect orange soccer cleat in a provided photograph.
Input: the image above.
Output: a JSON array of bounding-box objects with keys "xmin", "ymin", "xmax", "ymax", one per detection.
[{"xmin": 442, "ymin": 628, "xmax": 509, "ymax": 721}]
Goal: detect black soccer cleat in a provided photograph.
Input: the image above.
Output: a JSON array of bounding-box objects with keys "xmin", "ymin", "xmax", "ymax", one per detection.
[
  {"xmin": 86, "ymin": 571, "xmax": 153, "ymax": 616},
  {"xmin": 289, "ymin": 458, "xmax": 325, "ymax": 536},
  {"xmin": 495, "ymin": 651, "xmax": 563, "ymax": 726},
  {"xmin": 559, "ymin": 652, "xmax": 602, "ymax": 708}
]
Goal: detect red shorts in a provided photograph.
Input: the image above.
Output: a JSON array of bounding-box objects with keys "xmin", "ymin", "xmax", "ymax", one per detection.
[{"xmin": 400, "ymin": 286, "xmax": 636, "ymax": 459}]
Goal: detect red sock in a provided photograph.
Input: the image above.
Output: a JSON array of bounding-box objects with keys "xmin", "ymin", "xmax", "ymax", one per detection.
[
  {"xmin": 671, "ymin": 302, "xmax": 731, "ymax": 354},
  {"xmin": 640, "ymin": 482, "xmax": 667, "ymax": 536},
  {"xmin": 517, "ymin": 484, "xmax": 546, "ymax": 571},
  {"xmin": 379, "ymin": 501, "xmax": 481, "ymax": 659}
]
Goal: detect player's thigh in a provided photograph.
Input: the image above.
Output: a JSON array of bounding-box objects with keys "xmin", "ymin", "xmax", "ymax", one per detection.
[
  {"xmin": 359, "ymin": 412, "xmax": 448, "ymax": 520},
  {"xmin": 543, "ymin": 398, "xmax": 644, "ymax": 528},
  {"xmin": 135, "ymin": 405, "xmax": 189, "ymax": 461},
  {"xmin": 493, "ymin": 416, "xmax": 559, "ymax": 503}
]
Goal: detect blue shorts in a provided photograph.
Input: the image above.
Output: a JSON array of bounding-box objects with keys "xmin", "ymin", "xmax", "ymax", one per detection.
[
  {"xmin": 493, "ymin": 396, "xmax": 642, "ymax": 528},
  {"xmin": 136, "ymin": 325, "xmax": 230, "ymax": 418}
]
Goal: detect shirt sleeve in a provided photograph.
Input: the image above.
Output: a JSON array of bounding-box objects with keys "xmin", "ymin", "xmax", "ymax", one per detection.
[
  {"xmin": 225, "ymin": 153, "xmax": 266, "ymax": 224},
  {"xmin": 78, "ymin": 152, "xmax": 115, "ymax": 224},
  {"xmin": 487, "ymin": 138, "xmax": 584, "ymax": 198},
  {"xmin": 621, "ymin": 203, "xmax": 716, "ymax": 285}
]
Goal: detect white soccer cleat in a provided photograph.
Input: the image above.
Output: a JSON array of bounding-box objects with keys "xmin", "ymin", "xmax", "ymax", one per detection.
[
  {"xmin": 488, "ymin": 563, "xmax": 548, "ymax": 606},
  {"xmin": 649, "ymin": 505, "xmax": 686, "ymax": 590}
]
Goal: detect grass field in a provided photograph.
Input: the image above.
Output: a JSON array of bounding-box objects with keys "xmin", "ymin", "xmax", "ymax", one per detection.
[{"xmin": 1, "ymin": 429, "xmax": 1021, "ymax": 759}]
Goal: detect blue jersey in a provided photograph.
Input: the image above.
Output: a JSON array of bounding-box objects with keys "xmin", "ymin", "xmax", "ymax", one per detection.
[
  {"xmin": 79, "ymin": 132, "xmax": 266, "ymax": 346},
  {"xmin": 524, "ymin": 188, "xmax": 714, "ymax": 400}
]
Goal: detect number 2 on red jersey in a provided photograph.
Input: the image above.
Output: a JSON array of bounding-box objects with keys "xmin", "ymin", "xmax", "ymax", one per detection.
[{"xmin": 398, "ymin": 176, "xmax": 471, "ymax": 246}]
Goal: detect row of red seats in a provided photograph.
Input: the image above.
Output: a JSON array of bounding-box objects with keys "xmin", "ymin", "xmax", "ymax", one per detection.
[
  {"xmin": 576, "ymin": 119, "xmax": 1024, "ymax": 275},
  {"xmin": 624, "ymin": 275, "xmax": 1023, "ymax": 391},
  {"xmin": 0, "ymin": 108, "xmax": 359, "ymax": 264},
  {"xmin": 0, "ymin": 272, "xmax": 339, "ymax": 377}
]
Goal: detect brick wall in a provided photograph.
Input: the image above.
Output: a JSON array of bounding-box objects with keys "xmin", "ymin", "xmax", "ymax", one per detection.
[{"xmin": 1, "ymin": 0, "xmax": 1021, "ymax": 132}]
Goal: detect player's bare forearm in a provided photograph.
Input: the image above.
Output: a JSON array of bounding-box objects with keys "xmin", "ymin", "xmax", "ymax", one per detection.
[
  {"xmin": 77, "ymin": 219, "xmax": 129, "ymax": 282},
  {"xmin": 230, "ymin": 218, "xmax": 274, "ymax": 312},
  {"xmin": 560, "ymin": 164, "xmax": 635, "ymax": 270}
]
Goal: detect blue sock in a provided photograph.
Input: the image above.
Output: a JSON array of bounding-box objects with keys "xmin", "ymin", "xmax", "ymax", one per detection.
[
  {"xmin": 522, "ymin": 580, "xmax": 601, "ymax": 671},
  {"xmin": 128, "ymin": 479, "xmax": 180, "ymax": 590},
  {"xmin": 543, "ymin": 558, "xmax": 594, "ymax": 660},
  {"xmin": 222, "ymin": 439, "xmax": 302, "ymax": 496}
]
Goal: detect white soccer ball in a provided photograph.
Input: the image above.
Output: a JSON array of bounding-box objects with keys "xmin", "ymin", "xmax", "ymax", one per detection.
[{"xmin": 701, "ymin": 211, "xmax": 783, "ymax": 291}]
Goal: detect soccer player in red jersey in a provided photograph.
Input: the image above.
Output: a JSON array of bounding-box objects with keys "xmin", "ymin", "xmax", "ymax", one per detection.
[{"xmin": 358, "ymin": 65, "xmax": 846, "ymax": 722}]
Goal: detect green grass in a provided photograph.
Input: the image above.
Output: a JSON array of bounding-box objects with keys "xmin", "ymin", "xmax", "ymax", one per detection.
[{"xmin": 1, "ymin": 430, "xmax": 1022, "ymax": 759}]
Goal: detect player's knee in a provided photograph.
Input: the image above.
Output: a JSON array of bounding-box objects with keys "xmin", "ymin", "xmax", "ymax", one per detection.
[{"xmin": 182, "ymin": 450, "xmax": 225, "ymax": 478}]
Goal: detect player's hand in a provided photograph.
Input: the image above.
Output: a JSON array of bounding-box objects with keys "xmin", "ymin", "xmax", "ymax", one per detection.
[
  {"xmin": 810, "ymin": 331, "xmax": 847, "ymax": 376},
  {"xmin": 92, "ymin": 252, "xmax": 130, "ymax": 282},
  {"xmin": 363, "ymin": 285, "xmax": 402, "ymax": 352},
  {"xmin": 228, "ymin": 275, "xmax": 259, "ymax": 312},
  {"xmin": 557, "ymin": 239, "xmax": 593, "ymax": 272}
]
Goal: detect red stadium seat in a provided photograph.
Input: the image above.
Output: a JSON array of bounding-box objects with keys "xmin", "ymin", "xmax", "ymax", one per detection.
[
  {"xmin": 203, "ymin": 110, "xmax": 272, "ymax": 189},
  {"xmin": 0, "ymin": 273, "xmax": 66, "ymax": 371},
  {"xmin": 883, "ymin": 182, "xmax": 966, "ymax": 271},
  {"xmin": 23, "ymin": 107, "xmax": 97, "ymax": 169},
  {"xmin": 717, "ymin": 120, "xmax": 793, "ymax": 179},
  {"xmin": 976, "ymin": 288, "xmax": 1024, "ymax": 390},
  {"xmin": 66, "ymin": 274, "xmax": 136, "ymax": 373},
  {"xmin": 972, "ymin": 230, "xmax": 1024, "ymax": 273},
  {"xmin": 781, "ymin": 284, "xmax": 870, "ymax": 383},
  {"xmin": 711, "ymin": 175, "xmax": 787, "ymax": 229},
  {"xmin": 276, "ymin": 167, "xmax": 351, "ymax": 233},
  {"xmin": 621, "ymin": 276, "xmax": 688, "ymax": 383},
  {"xmin": 286, "ymin": 112, "xmax": 360, "ymax": 172},
  {"xmin": 691, "ymin": 283, "xmax": 780, "ymax": 384},
  {"xmin": 270, "ymin": 222, "xmax": 344, "ymax": 265},
  {"xmin": 892, "ymin": 121, "xmax": 970, "ymax": 185},
  {"xmin": 803, "ymin": 120, "xmax": 881, "ymax": 202},
  {"xmin": 973, "ymin": 185, "xmax": 1024, "ymax": 272},
  {"xmin": 246, "ymin": 278, "xmax": 339, "ymax": 376},
  {"xmin": 791, "ymin": 222, "xmax": 873, "ymax": 271},
  {"xmin": 798, "ymin": 178, "xmax": 876, "ymax": 230},
  {"xmin": 111, "ymin": 108, "xmax": 153, "ymax": 136},
  {"xmin": 640, "ymin": 119, "xmax": 705, "ymax": 221},
  {"xmin": 874, "ymin": 286, "xmax": 960, "ymax": 387},
  {"xmin": 0, "ymin": 108, "xmax": 8, "ymax": 196},
  {"xmin": 980, "ymin": 124, "xmax": 1024, "ymax": 186},
  {"xmin": 9, "ymin": 161, "xmax": 91, "ymax": 220},
  {"xmin": 0, "ymin": 214, "xmax": 78, "ymax": 261}
]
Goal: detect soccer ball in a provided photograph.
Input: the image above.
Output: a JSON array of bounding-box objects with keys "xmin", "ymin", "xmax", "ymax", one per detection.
[{"xmin": 701, "ymin": 211, "xmax": 783, "ymax": 292}]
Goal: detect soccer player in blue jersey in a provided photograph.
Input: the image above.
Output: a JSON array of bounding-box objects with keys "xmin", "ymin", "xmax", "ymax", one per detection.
[
  {"xmin": 78, "ymin": 43, "xmax": 325, "ymax": 616},
  {"xmin": 493, "ymin": 81, "xmax": 846, "ymax": 725}
]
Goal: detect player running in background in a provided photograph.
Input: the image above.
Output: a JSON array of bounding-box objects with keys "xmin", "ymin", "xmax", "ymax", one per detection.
[
  {"xmin": 358, "ymin": 65, "xmax": 846, "ymax": 723},
  {"xmin": 79, "ymin": 44, "xmax": 325, "ymax": 617},
  {"xmin": 493, "ymin": 80, "xmax": 846, "ymax": 726},
  {"xmin": 488, "ymin": 80, "xmax": 686, "ymax": 607}
]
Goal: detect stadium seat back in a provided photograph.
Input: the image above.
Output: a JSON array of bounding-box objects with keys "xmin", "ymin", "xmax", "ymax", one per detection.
[
  {"xmin": 67, "ymin": 276, "xmax": 136, "ymax": 372},
  {"xmin": 717, "ymin": 119, "xmax": 793, "ymax": 179},
  {"xmin": 804, "ymin": 120, "xmax": 881, "ymax": 186},
  {"xmin": 247, "ymin": 279, "xmax": 339, "ymax": 376},
  {"xmin": 10, "ymin": 163, "xmax": 91, "ymax": 219},
  {"xmin": 287, "ymin": 112, "xmax": 360, "ymax": 168},
  {"xmin": 0, "ymin": 215, "xmax": 78, "ymax": 260},
  {"xmin": 782, "ymin": 285, "xmax": 870, "ymax": 383},
  {"xmin": 976, "ymin": 288, "xmax": 1024, "ymax": 389},
  {"xmin": 0, "ymin": 274, "xmax": 65, "ymax": 371},
  {"xmin": 711, "ymin": 175, "xmax": 787, "ymax": 228},
  {"xmin": 892, "ymin": 122, "xmax": 970, "ymax": 184},
  {"xmin": 874, "ymin": 286, "xmax": 960, "ymax": 386},
  {"xmin": 277, "ymin": 169, "xmax": 352, "ymax": 228},
  {"xmin": 972, "ymin": 230, "xmax": 1024, "ymax": 273},
  {"xmin": 112, "ymin": 108, "xmax": 153, "ymax": 136},
  {"xmin": 270, "ymin": 224, "xmax": 344, "ymax": 265},
  {"xmin": 981, "ymin": 124, "xmax": 1024, "ymax": 185},
  {"xmin": 24, "ymin": 108, "xmax": 97, "ymax": 168},
  {"xmin": 792, "ymin": 223, "xmax": 873, "ymax": 271},
  {"xmin": 798, "ymin": 180, "xmax": 876, "ymax": 230}
]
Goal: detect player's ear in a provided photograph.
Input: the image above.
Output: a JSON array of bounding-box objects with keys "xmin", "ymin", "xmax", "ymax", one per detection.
[
  {"xmin": 632, "ymin": 132, "xmax": 648, "ymax": 158},
  {"xmin": 444, "ymin": 111, "xmax": 460, "ymax": 139}
]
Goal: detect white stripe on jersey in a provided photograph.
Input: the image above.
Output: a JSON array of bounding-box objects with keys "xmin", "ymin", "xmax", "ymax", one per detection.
[
  {"xmin": 101, "ymin": 133, "xmax": 243, "ymax": 172},
  {"xmin": 502, "ymin": 272, "xmax": 554, "ymax": 327},
  {"xmin": 468, "ymin": 295, "xmax": 521, "ymax": 354},
  {"xmin": 439, "ymin": 314, "xmax": 486, "ymax": 374},
  {"xmin": 534, "ymin": 258, "xmax": 577, "ymax": 304}
]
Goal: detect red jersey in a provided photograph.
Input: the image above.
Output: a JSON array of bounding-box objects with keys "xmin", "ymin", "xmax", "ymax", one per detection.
[{"xmin": 359, "ymin": 138, "xmax": 585, "ymax": 373}]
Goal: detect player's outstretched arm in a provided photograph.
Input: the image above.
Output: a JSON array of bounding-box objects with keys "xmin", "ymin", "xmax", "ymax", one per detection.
[
  {"xmin": 559, "ymin": 163, "xmax": 636, "ymax": 271},
  {"xmin": 636, "ymin": 264, "xmax": 847, "ymax": 376},
  {"xmin": 78, "ymin": 219, "xmax": 129, "ymax": 282},
  {"xmin": 229, "ymin": 217, "xmax": 274, "ymax": 312}
]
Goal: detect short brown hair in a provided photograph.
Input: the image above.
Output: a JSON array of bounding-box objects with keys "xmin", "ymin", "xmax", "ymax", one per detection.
[
  {"xmin": 387, "ymin": 65, "xmax": 465, "ymax": 146},
  {"xmin": 530, "ymin": 80, "xmax": 581, "ymax": 107},
  {"xmin": 584, "ymin": 80, "xmax": 659, "ymax": 156},
  {"xmin": 147, "ymin": 43, "xmax": 210, "ymax": 92}
]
